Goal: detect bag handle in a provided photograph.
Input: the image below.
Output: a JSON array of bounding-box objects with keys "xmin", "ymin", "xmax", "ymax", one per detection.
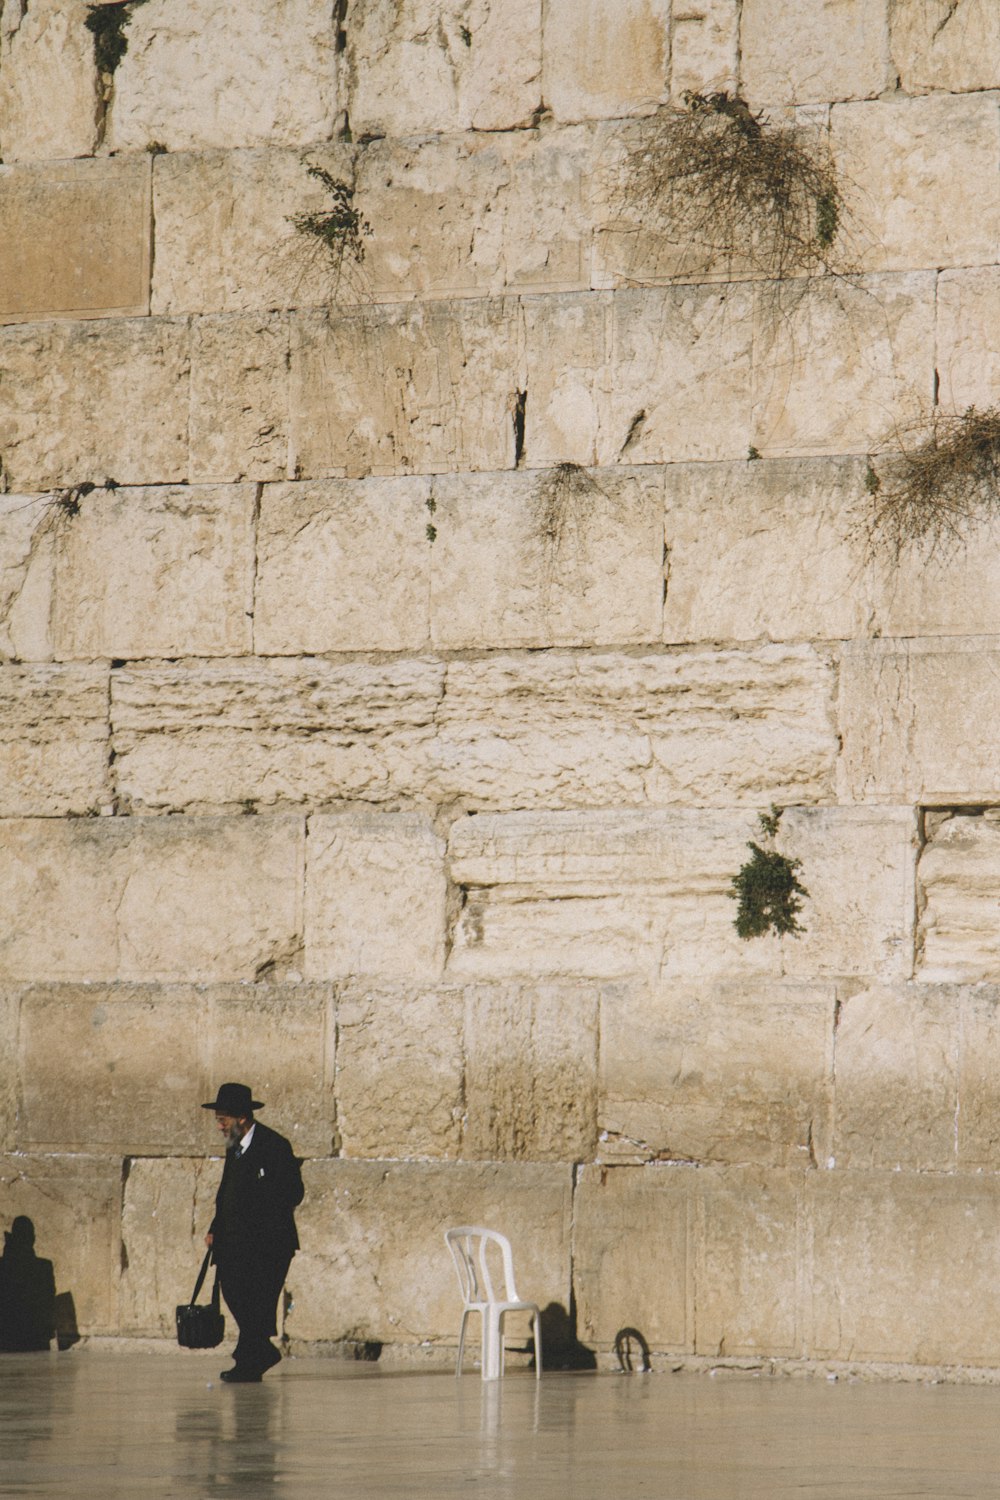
[{"xmin": 190, "ymin": 1248, "xmax": 220, "ymax": 1308}]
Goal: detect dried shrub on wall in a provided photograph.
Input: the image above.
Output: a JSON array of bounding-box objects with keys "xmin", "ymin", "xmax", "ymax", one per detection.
[
  {"xmin": 865, "ymin": 407, "xmax": 1000, "ymax": 563},
  {"xmin": 85, "ymin": 0, "xmax": 148, "ymax": 78},
  {"xmin": 730, "ymin": 808, "xmax": 808, "ymax": 940},
  {"xmin": 624, "ymin": 92, "xmax": 843, "ymax": 282},
  {"xmin": 289, "ymin": 165, "xmax": 372, "ymax": 302}
]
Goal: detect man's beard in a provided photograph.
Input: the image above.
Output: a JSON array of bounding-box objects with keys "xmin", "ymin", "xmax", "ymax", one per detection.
[{"xmin": 224, "ymin": 1122, "xmax": 243, "ymax": 1149}]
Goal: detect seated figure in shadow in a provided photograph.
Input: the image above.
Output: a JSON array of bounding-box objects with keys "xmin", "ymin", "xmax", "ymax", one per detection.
[{"xmin": 0, "ymin": 1217, "xmax": 56, "ymax": 1352}]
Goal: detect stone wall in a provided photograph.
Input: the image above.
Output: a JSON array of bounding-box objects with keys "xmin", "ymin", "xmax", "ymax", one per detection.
[{"xmin": 4, "ymin": 0, "xmax": 1000, "ymax": 1374}]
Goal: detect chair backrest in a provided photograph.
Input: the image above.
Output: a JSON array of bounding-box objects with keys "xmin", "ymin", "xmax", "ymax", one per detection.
[{"xmin": 445, "ymin": 1227, "xmax": 520, "ymax": 1306}]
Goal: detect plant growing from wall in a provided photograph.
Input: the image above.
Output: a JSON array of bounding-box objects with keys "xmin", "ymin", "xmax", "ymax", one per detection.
[
  {"xmin": 864, "ymin": 406, "xmax": 1000, "ymax": 563},
  {"xmin": 622, "ymin": 91, "xmax": 844, "ymax": 283},
  {"xmin": 533, "ymin": 462, "xmax": 608, "ymax": 560},
  {"xmin": 85, "ymin": 0, "xmax": 148, "ymax": 78},
  {"xmin": 289, "ymin": 165, "xmax": 372, "ymax": 301},
  {"xmin": 729, "ymin": 807, "xmax": 809, "ymax": 940}
]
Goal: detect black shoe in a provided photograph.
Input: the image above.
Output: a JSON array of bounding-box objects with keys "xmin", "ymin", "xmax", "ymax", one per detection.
[{"xmin": 220, "ymin": 1366, "xmax": 262, "ymax": 1383}]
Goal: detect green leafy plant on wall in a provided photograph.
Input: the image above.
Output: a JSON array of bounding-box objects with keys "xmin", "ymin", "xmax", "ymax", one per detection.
[
  {"xmin": 729, "ymin": 808, "xmax": 809, "ymax": 940},
  {"xmin": 622, "ymin": 91, "xmax": 844, "ymax": 283},
  {"xmin": 864, "ymin": 406, "xmax": 1000, "ymax": 563},
  {"xmin": 289, "ymin": 165, "xmax": 372, "ymax": 300}
]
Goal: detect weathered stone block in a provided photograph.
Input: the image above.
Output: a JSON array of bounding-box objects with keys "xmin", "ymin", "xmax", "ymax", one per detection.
[
  {"xmin": 119, "ymin": 1155, "xmax": 221, "ymax": 1336},
  {"xmin": 428, "ymin": 467, "xmax": 665, "ymax": 649},
  {"xmin": 0, "ymin": 158, "xmax": 150, "ymax": 325},
  {"xmin": 832, "ymin": 95, "xmax": 1000, "ymax": 274},
  {"xmin": 288, "ymin": 300, "xmax": 520, "ymax": 479},
  {"xmin": 463, "ymin": 981, "xmax": 600, "ymax": 1162},
  {"xmin": 346, "ymin": 0, "xmax": 542, "ymax": 138},
  {"xmin": 832, "ymin": 984, "xmax": 959, "ymax": 1171},
  {"xmin": 696, "ymin": 1167, "xmax": 801, "ymax": 1357},
  {"xmin": 0, "ymin": 317, "xmax": 189, "ymax": 491},
  {"xmin": 573, "ymin": 1163, "xmax": 693, "ymax": 1348},
  {"xmin": 741, "ymin": 0, "xmax": 892, "ymax": 106},
  {"xmin": 0, "ymin": 816, "xmax": 305, "ymax": 983},
  {"xmin": 839, "ymin": 640, "xmax": 1000, "ymax": 805},
  {"xmin": 189, "ymin": 315, "xmax": 289, "ymax": 483},
  {"xmin": 871, "ymin": 528, "xmax": 1000, "ymax": 639},
  {"xmin": 335, "ymin": 983, "xmax": 465, "ymax": 1159},
  {"xmin": 304, "ymin": 813, "xmax": 447, "ymax": 981},
  {"xmin": 807, "ymin": 1171, "xmax": 1000, "ymax": 1365},
  {"xmin": 599, "ymin": 980, "xmax": 835, "ymax": 1168},
  {"xmin": 669, "ymin": 0, "xmax": 739, "ymax": 100},
  {"xmin": 290, "ymin": 1159, "xmax": 572, "ymax": 1343},
  {"xmin": 0, "ymin": 494, "xmax": 57, "ymax": 663},
  {"xmin": 49, "ymin": 484, "xmax": 255, "ymax": 660},
  {"xmin": 936, "ymin": 267, "xmax": 1000, "ymax": 413},
  {"xmin": 891, "ymin": 0, "xmax": 1000, "ymax": 95},
  {"xmin": 0, "ymin": 0, "xmax": 98, "ymax": 162},
  {"xmin": 918, "ymin": 812, "xmax": 1000, "ymax": 982},
  {"xmin": 663, "ymin": 456, "xmax": 870, "ymax": 644},
  {"xmin": 105, "ymin": 0, "xmax": 340, "ymax": 153},
  {"xmin": 0, "ymin": 664, "xmax": 109, "ymax": 815},
  {"xmin": 750, "ymin": 273, "xmax": 935, "ymax": 458},
  {"xmin": 110, "ymin": 657, "xmax": 444, "ymax": 812},
  {"xmin": 0, "ymin": 1154, "xmax": 121, "ymax": 1336},
  {"xmin": 255, "ymin": 477, "xmax": 432, "ymax": 654},
  {"xmin": 0, "ymin": 987, "xmax": 17, "ymax": 1150},
  {"xmin": 956, "ymin": 985, "xmax": 1000, "ymax": 1171},
  {"xmin": 447, "ymin": 806, "xmax": 916, "ymax": 982},
  {"xmin": 542, "ymin": 0, "xmax": 670, "ymax": 123}
]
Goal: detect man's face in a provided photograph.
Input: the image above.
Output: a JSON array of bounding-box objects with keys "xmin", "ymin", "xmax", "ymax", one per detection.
[{"xmin": 215, "ymin": 1112, "xmax": 246, "ymax": 1149}]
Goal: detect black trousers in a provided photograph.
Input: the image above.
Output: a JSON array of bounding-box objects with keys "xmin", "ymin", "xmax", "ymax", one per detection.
[{"xmin": 218, "ymin": 1250, "xmax": 294, "ymax": 1371}]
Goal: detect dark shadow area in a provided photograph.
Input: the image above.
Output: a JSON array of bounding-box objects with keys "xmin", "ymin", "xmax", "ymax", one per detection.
[
  {"xmin": 0, "ymin": 1217, "xmax": 57, "ymax": 1352},
  {"xmin": 537, "ymin": 1300, "xmax": 597, "ymax": 1371},
  {"xmin": 53, "ymin": 1290, "xmax": 81, "ymax": 1351},
  {"xmin": 613, "ymin": 1326, "xmax": 652, "ymax": 1373}
]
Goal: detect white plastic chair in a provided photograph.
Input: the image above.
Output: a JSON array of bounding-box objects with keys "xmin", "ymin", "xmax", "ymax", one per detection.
[{"xmin": 445, "ymin": 1226, "xmax": 542, "ymax": 1380}]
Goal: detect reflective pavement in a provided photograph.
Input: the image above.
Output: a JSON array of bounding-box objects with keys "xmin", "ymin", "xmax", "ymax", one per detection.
[{"xmin": 3, "ymin": 1350, "xmax": 1000, "ymax": 1499}]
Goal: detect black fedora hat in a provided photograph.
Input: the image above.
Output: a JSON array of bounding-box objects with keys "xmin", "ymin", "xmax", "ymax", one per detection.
[{"xmin": 202, "ymin": 1082, "xmax": 264, "ymax": 1115}]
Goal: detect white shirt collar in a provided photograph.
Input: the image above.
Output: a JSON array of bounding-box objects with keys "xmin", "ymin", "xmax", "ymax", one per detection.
[{"xmin": 238, "ymin": 1122, "xmax": 256, "ymax": 1153}]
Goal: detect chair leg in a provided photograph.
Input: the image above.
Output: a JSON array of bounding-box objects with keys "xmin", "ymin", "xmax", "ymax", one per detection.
[
  {"xmin": 532, "ymin": 1309, "xmax": 542, "ymax": 1379},
  {"xmin": 484, "ymin": 1307, "xmax": 502, "ymax": 1381},
  {"xmin": 456, "ymin": 1308, "xmax": 471, "ymax": 1377}
]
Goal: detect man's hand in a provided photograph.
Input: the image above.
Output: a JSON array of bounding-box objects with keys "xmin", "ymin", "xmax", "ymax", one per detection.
[{"xmin": 205, "ymin": 1232, "xmax": 214, "ymax": 1248}]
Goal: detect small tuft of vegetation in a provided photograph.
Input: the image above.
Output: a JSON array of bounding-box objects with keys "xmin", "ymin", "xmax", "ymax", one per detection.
[
  {"xmin": 865, "ymin": 406, "xmax": 1000, "ymax": 562},
  {"xmin": 54, "ymin": 482, "xmax": 96, "ymax": 517},
  {"xmin": 534, "ymin": 462, "xmax": 608, "ymax": 559},
  {"xmin": 729, "ymin": 808, "xmax": 808, "ymax": 940},
  {"xmin": 623, "ymin": 91, "xmax": 844, "ymax": 282},
  {"xmin": 85, "ymin": 0, "xmax": 148, "ymax": 78},
  {"xmin": 289, "ymin": 166, "xmax": 371, "ymax": 297}
]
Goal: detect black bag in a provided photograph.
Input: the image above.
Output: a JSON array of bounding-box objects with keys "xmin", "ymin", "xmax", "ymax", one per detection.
[{"xmin": 176, "ymin": 1250, "xmax": 225, "ymax": 1349}]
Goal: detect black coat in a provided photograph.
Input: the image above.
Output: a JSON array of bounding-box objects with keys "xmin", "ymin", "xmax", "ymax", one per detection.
[{"xmin": 209, "ymin": 1121, "xmax": 303, "ymax": 1269}]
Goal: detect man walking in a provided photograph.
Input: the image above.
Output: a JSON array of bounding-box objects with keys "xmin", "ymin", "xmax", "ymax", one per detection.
[{"xmin": 203, "ymin": 1082, "xmax": 304, "ymax": 1383}]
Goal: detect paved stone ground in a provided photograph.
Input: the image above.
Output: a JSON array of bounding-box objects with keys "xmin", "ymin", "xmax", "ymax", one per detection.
[{"xmin": 2, "ymin": 1349, "xmax": 1000, "ymax": 1498}]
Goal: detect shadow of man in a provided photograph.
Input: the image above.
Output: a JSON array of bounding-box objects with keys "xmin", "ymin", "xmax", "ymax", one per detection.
[
  {"xmin": 0, "ymin": 1217, "xmax": 56, "ymax": 1352},
  {"xmin": 537, "ymin": 1301, "xmax": 597, "ymax": 1371}
]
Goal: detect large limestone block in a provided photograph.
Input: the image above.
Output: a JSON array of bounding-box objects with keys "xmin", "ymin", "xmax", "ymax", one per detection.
[
  {"xmin": 917, "ymin": 812, "xmax": 1000, "ymax": 982},
  {"xmin": 448, "ymin": 806, "xmax": 916, "ymax": 982},
  {"xmin": 345, "ymin": 0, "xmax": 542, "ymax": 138},
  {"xmin": 669, "ymin": 0, "xmax": 739, "ymax": 100},
  {"xmin": 291, "ymin": 1159, "xmax": 572, "ymax": 1343},
  {"xmin": 463, "ymin": 981, "xmax": 600, "ymax": 1161},
  {"xmin": 0, "ymin": 1154, "xmax": 121, "ymax": 1335},
  {"xmin": 839, "ymin": 640, "xmax": 1000, "ymax": 805},
  {"xmin": 599, "ymin": 980, "xmax": 835, "ymax": 1168},
  {"xmin": 105, "ymin": 0, "xmax": 340, "ymax": 153},
  {"xmin": 751, "ymin": 273, "xmax": 935, "ymax": 458},
  {"xmin": 0, "ymin": 815, "xmax": 305, "ymax": 983},
  {"xmin": 119, "ymin": 1155, "xmax": 221, "ymax": 1336},
  {"xmin": 695, "ymin": 1167, "xmax": 801, "ymax": 1357},
  {"xmin": 0, "ymin": 494, "xmax": 58, "ymax": 662},
  {"xmin": 150, "ymin": 144, "xmax": 355, "ymax": 317},
  {"xmin": 428, "ymin": 467, "xmax": 665, "ymax": 649},
  {"xmin": 740, "ymin": 0, "xmax": 892, "ymax": 106},
  {"xmin": 110, "ymin": 657, "xmax": 444, "ymax": 813},
  {"xmin": 255, "ymin": 477, "xmax": 432, "ymax": 654},
  {"xmin": 0, "ymin": 157, "xmax": 150, "ymax": 325},
  {"xmin": 870, "ymin": 526, "xmax": 1000, "ymax": 639},
  {"xmin": 832, "ymin": 984, "xmax": 959, "ymax": 1171},
  {"xmin": 356, "ymin": 128, "xmax": 592, "ymax": 303},
  {"xmin": 189, "ymin": 315, "xmax": 290, "ymax": 483},
  {"xmin": 663, "ymin": 456, "xmax": 870, "ymax": 644},
  {"xmin": 435, "ymin": 645, "xmax": 837, "ymax": 810},
  {"xmin": 807, "ymin": 1171, "xmax": 1000, "ymax": 1365},
  {"xmin": 49, "ymin": 484, "xmax": 255, "ymax": 660},
  {"xmin": 335, "ymin": 983, "xmax": 465, "ymax": 1159},
  {"xmin": 0, "ymin": 664, "xmax": 109, "ymax": 815},
  {"xmin": 288, "ymin": 300, "xmax": 520, "ymax": 479},
  {"xmin": 573, "ymin": 1163, "xmax": 694, "ymax": 1348},
  {"xmin": 0, "ymin": 0, "xmax": 98, "ymax": 161},
  {"xmin": 956, "ymin": 985, "xmax": 1000, "ymax": 1171},
  {"xmin": 304, "ymin": 813, "xmax": 447, "ymax": 982},
  {"xmin": 832, "ymin": 95, "xmax": 1000, "ymax": 275},
  {"xmin": 542, "ymin": 0, "xmax": 669, "ymax": 123},
  {"xmin": 891, "ymin": 0, "xmax": 1000, "ymax": 95},
  {"xmin": 936, "ymin": 267, "xmax": 1000, "ymax": 412},
  {"xmin": 523, "ymin": 287, "xmax": 754, "ymax": 468},
  {"xmin": 0, "ymin": 316, "xmax": 189, "ymax": 491}
]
